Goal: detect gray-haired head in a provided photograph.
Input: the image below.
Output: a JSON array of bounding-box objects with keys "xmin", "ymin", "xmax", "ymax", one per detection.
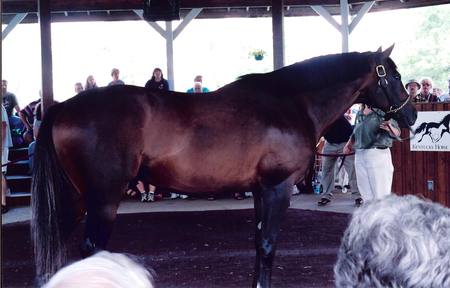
[
  {"xmin": 335, "ymin": 194, "xmax": 450, "ymax": 288},
  {"xmin": 43, "ymin": 251, "xmax": 154, "ymax": 288}
]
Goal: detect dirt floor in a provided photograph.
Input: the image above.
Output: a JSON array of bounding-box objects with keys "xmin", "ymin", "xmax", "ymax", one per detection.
[{"xmin": 2, "ymin": 209, "xmax": 350, "ymax": 288}]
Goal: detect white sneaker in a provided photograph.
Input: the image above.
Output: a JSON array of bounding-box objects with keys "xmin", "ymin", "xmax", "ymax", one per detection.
[
  {"xmin": 170, "ymin": 193, "xmax": 179, "ymax": 199},
  {"xmin": 179, "ymin": 194, "xmax": 188, "ymax": 199},
  {"xmin": 140, "ymin": 192, "xmax": 148, "ymax": 202},
  {"xmin": 147, "ymin": 192, "xmax": 155, "ymax": 202}
]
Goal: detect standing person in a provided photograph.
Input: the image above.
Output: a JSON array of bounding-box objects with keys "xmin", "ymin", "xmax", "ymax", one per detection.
[
  {"xmin": 2, "ymin": 104, "xmax": 13, "ymax": 213},
  {"xmin": 406, "ymin": 79, "xmax": 421, "ymax": 103},
  {"xmin": 85, "ymin": 75, "xmax": 98, "ymax": 90},
  {"xmin": 108, "ymin": 68, "xmax": 125, "ymax": 86},
  {"xmin": 145, "ymin": 68, "xmax": 169, "ymax": 91},
  {"xmin": 343, "ymin": 104, "xmax": 401, "ymax": 203},
  {"xmin": 2, "ymin": 79, "xmax": 21, "ymax": 117},
  {"xmin": 439, "ymin": 78, "xmax": 450, "ymax": 102},
  {"xmin": 418, "ymin": 78, "xmax": 440, "ymax": 103},
  {"xmin": 74, "ymin": 82, "xmax": 84, "ymax": 94},
  {"xmin": 186, "ymin": 75, "xmax": 209, "ymax": 93},
  {"xmin": 317, "ymin": 116, "xmax": 362, "ymax": 207}
]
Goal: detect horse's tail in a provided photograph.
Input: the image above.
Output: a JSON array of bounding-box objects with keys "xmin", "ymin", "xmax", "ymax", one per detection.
[{"xmin": 31, "ymin": 103, "xmax": 78, "ymax": 283}]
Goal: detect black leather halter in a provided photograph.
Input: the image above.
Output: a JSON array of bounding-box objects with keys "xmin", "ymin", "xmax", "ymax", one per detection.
[{"xmin": 375, "ymin": 63, "xmax": 411, "ymax": 116}]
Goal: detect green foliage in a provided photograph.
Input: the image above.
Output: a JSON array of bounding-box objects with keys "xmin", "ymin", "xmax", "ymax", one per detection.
[{"xmin": 397, "ymin": 5, "xmax": 450, "ymax": 90}]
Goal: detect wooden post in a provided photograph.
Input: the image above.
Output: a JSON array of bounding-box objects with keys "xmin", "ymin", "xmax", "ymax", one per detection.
[
  {"xmin": 272, "ymin": 0, "xmax": 285, "ymax": 70},
  {"xmin": 340, "ymin": 0, "xmax": 349, "ymax": 52},
  {"xmin": 38, "ymin": 0, "xmax": 54, "ymax": 114}
]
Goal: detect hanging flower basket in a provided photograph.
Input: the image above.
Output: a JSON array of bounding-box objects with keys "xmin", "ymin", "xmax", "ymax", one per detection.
[
  {"xmin": 254, "ymin": 54, "xmax": 264, "ymax": 61},
  {"xmin": 250, "ymin": 49, "xmax": 266, "ymax": 61}
]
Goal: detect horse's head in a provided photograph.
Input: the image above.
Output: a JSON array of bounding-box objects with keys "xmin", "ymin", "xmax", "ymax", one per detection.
[{"xmin": 362, "ymin": 45, "xmax": 417, "ymax": 128}]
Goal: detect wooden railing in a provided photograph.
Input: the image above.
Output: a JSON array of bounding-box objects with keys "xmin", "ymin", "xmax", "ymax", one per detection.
[{"xmin": 392, "ymin": 103, "xmax": 450, "ymax": 207}]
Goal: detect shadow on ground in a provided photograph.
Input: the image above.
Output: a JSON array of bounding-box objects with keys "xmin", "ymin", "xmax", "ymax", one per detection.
[{"xmin": 2, "ymin": 209, "xmax": 350, "ymax": 288}]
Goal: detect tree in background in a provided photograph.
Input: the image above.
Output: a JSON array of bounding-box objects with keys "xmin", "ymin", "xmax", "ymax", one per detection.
[{"xmin": 398, "ymin": 6, "xmax": 450, "ymax": 91}]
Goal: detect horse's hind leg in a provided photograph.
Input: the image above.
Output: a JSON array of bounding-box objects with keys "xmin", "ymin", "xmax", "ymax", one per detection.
[
  {"xmin": 80, "ymin": 178, "xmax": 126, "ymax": 257},
  {"xmin": 253, "ymin": 180, "xmax": 292, "ymax": 288}
]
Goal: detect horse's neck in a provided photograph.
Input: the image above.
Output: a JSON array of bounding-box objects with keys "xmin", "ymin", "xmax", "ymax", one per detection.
[{"xmin": 302, "ymin": 83, "xmax": 362, "ymax": 141}]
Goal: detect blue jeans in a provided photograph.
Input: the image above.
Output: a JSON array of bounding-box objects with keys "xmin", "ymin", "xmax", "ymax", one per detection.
[{"xmin": 28, "ymin": 141, "xmax": 36, "ymax": 173}]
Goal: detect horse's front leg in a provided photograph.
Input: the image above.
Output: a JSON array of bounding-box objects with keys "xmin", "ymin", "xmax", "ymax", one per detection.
[{"xmin": 253, "ymin": 180, "xmax": 292, "ymax": 288}]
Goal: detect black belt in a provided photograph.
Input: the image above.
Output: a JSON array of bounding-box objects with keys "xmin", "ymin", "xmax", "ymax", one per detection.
[{"xmin": 375, "ymin": 146, "xmax": 388, "ymax": 150}]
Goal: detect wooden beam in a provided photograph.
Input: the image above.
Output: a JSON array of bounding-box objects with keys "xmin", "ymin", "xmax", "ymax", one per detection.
[
  {"xmin": 166, "ymin": 21, "xmax": 175, "ymax": 90},
  {"xmin": 173, "ymin": 8, "xmax": 202, "ymax": 40},
  {"xmin": 272, "ymin": 0, "xmax": 285, "ymax": 70},
  {"xmin": 349, "ymin": 1, "xmax": 374, "ymax": 34},
  {"xmin": 311, "ymin": 5, "xmax": 341, "ymax": 32},
  {"xmin": 38, "ymin": 0, "xmax": 54, "ymax": 114},
  {"xmin": 4, "ymin": 0, "xmax": 449, "ymax": 14},
  {"xmin": 340, "ymin": 0, "xmax": 349, "ymax": 52},
  {"xmin": 2, "ymin": 13, "xmax": 27, "ymax": 40}
]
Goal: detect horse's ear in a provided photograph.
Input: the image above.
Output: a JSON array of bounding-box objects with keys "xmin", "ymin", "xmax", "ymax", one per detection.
[
  {"xmin": 376, "ymin": 46, "xmax": 382, "ymax": 53},
  {"xmin": 382, "ymin": 44, "xmax": 395, "ymax": 58}
]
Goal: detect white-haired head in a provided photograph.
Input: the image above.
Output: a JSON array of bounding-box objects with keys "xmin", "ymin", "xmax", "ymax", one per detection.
[
  {"xmin": 43, "ymin": 251, "xmax": 154, "ymax": 288},
  {"xmin": 335, "ymin": 194, "xmax": 450, "ymax": 288}
]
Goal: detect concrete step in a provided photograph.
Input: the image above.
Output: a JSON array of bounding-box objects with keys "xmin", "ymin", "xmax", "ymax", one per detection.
[
  {"xmin": 6, "ymin": 192, "xmax": 31, "ymax": 207},
  {"xmin": 6, "ymin": 160, "xmax": 30, "ymax": 176},
  {"xmin": 5, "ymin": 175, "xmax": 31, "ymax": 193},
  {"xmin": 8, "ymin": 147, "xmax": 29, "ymax": 161}
]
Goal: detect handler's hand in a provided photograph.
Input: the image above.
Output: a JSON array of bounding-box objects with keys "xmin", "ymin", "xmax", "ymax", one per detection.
[{"xmin": 343, "ymin": 142, "xmax": 353, "ymax": 154}]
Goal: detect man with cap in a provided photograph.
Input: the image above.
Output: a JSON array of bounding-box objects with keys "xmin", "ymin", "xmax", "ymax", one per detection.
[
  {"xmin": 405, "ymin": 79, "xmax": 422, "ymax": 103},
  {"xmin": 418, "ymin": 77, "xmax": 440, "ymax": 103}
]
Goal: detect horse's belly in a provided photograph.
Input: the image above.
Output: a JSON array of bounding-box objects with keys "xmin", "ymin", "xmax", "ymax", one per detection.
[{"xmin": 147, "ymin": 161, "xmax": 256, "ymax": 193}]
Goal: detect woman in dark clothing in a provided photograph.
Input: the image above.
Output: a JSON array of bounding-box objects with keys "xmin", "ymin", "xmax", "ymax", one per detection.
[{"xmin": 145, "ymin": 68, "xmax": 169, "ymax": 91}]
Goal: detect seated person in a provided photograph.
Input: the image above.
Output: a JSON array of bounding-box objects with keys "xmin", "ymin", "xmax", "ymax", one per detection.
[
  {"xmin": 186, "ymin": 75, "xmax": 209, "ymax": 93},
  {"xmin": 19, "ymin": 99, "xmax": 40, "ymax": 144}
]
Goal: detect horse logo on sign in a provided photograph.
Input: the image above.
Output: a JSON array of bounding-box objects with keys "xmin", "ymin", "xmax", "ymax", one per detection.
[
  {"xmin": 415, "ymin": 113, "xmax": 450, "ymax": 143},
  {"xmin": 411, "ymin": 112, "xmax": 450, "ymax": 151}
]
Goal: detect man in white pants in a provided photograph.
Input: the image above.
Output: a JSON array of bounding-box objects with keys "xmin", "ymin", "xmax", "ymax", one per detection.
[{"xmin": 344, "ymin": 105, "xmax": 400, "ymax": 202}]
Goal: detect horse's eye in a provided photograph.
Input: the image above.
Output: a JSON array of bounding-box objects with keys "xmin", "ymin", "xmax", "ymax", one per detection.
[{"xmin": 394, "ymin": 73, "xmax": 401, "ymax": 80}]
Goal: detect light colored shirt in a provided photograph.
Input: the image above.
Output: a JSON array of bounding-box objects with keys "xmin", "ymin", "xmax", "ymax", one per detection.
[
  {"xmin": 2, "ymin": 104, "xmax": 13, "ymax": 149},
  {"xmin": 439, "ymin": 93, "xmax": 450, "ymax": 102}
]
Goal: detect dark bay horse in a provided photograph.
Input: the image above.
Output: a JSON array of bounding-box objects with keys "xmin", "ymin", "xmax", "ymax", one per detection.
[{"xmin": 32, "ymin": 46, "xmax": 417, "ymax": 287}]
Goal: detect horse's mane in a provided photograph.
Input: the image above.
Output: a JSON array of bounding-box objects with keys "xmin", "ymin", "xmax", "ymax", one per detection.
[{"xmin": 237, "ymin": 51, "xmax": 373, "ymax": 93}]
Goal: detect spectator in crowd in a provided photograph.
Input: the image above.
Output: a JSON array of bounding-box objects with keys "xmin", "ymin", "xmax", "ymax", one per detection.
[
  {"xmin": 405, "ymin": 79, "xmax": 421, "ymax": 103},
  {"xmin": 335, "ymin": 194, "xmax": 450, "ymax": 288},
  {"xmin": 85, "ymin": 75, "xmax": 98, "ymax": 90},
  {"xmin": 127, "ymin": 179, "xmax": 158, "ymax": 202},
  {"xmin": 418, "ymin": 77, "xmax": 440, "ymax": 102},
  {"xmin": 2, "ymin": 104, "xmax": 13, "ymax": 214},
  {"xmin": 43, "ymin": 251, "xmax": 154, "ymax": 288},
  {"xmin": 108, "ymin": 68, "xmax": 125, "ymax": 86},
  {"xmin": 19, "ymin": 98, "xmax": 40, "ymax": 145},
  {"xmin": 317, "ymin": 116, "xmax": 362, "ymax": 207},
  {"xmin": 432, "ymin": 87, "xmax": 443, "ymax": 98},
  {"xmin": 145, "ymin": 68, "xmax": 170, "ymax": 91},
  {"xmin": 439, "ymin": 78, "xmax": 450, "ymax": 102},
  {"xmin": 74, "ymin": 82, "xmax": 84, "ymax": 94},
  {"xmin": 2, "ymin": 80, "xmax": 24, "ymax": 146},
  {"xmin": 28, "ymin": 101, "xmax": 43, "ymax": 172},
  {"xmin": 187, "ymin": 75, "xmax": 209, "ymax": 93},
  {"xmin": 343, "ymin": 104, "xmax": 400, "ymax": 203},
  {"xmin": 2, "ymin": 79, "xmax": 20, "ymax": 117}
]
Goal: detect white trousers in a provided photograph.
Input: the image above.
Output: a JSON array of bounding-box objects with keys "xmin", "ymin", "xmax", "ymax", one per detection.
[{"xmin": 355, "ymin": 148, "xmax": 393, "ymax": 202}]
